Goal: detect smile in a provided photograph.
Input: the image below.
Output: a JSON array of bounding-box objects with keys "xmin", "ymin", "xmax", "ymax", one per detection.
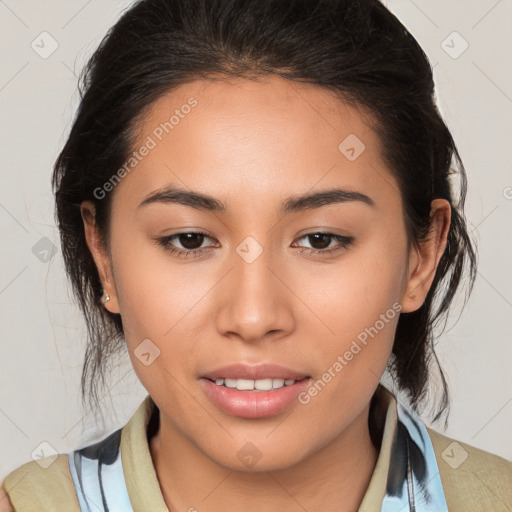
[{"xmin": 200, "ymin": 376, "xmax": 312, "ymax": 418}]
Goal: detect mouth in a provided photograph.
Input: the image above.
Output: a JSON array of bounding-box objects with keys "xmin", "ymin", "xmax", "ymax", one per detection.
[
  {"xmin": 199, "ymin": 363, "xmax": 312, "ymax": 418},
  {"xmin": 199, "ymin": 364, "xmax": 312, "ymax": 418}
]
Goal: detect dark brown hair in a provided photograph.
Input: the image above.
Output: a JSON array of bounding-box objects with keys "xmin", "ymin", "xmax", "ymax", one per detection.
[{"xmin": 52, "ymin": 0, "xmax": 477, "ymax": 424}]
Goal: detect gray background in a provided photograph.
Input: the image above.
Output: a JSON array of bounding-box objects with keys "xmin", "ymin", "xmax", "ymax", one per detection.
[{"xmin": 1, "ymin": 0, "xmax": 511, "ymax": 480}]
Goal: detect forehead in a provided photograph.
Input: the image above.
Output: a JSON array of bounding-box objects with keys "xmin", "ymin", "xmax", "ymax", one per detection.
[{"xmin": 115, "ymin": 75, "xmax": 397, "ymax": 211}]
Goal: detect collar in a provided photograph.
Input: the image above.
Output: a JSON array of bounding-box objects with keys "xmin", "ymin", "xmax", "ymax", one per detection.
[
  {"xmin": 359, "ymin": 385, "xmax": 449, "ymax": 511},
  {"xmin": 68, "ymin": 384, "xmax": 449, "ymax": 511}
]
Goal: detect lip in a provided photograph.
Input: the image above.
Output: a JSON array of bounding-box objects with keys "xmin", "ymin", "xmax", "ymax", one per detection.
[
  {"xmin": 199, "ymin": 376, "xmax": 312, "ymax": 419},
  {"xmin": 201, "ymin": 363, "xmax": 308, "ymax": 381}
]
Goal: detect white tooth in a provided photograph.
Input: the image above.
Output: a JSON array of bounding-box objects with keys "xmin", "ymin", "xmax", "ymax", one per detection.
[
  {"xmin": 272, "ymin": 378, "xmax": 285, "ymax": 389},
  {"xmin": 236, "ymin": 379, "xmax": 255, "ymax": 390},
  {"xmin": 254, "ymin": 378, "xmax": 273, "ymax": 391},
  {"xmin": 220, "ymin": 378, "xmax": 295, "ymax": 391}
]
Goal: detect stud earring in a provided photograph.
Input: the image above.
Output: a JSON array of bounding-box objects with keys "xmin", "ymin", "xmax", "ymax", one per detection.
[{"xmin": 101, "ymin": 292, "xmax": 111, "ymax": 304}]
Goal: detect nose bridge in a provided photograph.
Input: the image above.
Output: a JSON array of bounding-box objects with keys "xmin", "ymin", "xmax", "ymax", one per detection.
[{"xmin": 216, "ymin": 235, "xmax": 293, "ymax": 341}]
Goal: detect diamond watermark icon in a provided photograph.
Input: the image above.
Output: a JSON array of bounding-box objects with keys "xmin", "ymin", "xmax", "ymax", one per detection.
[
  {"xmin": 441, "ymin": 441, "xmax": 469, "ymax": 469},
  {"xmin": 31, "ymin": 441, "xmax": 59, "ymax": 469},
  {"xmin": 32, "ymin": 237, "xmax": 57, "ymax": 263},
  {"xmin": 441, "ymin": 31, "xmax": 469, "ymax": 60},
  {"xmin": 236, "ymin": 236, "xmax": 263, "ymax": 264},
  {"xmin": 338, "ymin": 134, "xmax": 366, "ymax": 161},
  {"xmin": 134, "ymin": 338, "xmax": 161, "ymax": 366},
  {"xmin": 237, "ymin": 442, "xmax": 263, "ymax": 468},
  {"xmin": 31, "ymin": 32, "xmax": 59, "ymax": 59}
]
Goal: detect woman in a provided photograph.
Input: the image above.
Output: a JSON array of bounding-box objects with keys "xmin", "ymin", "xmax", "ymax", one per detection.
[{"xmin": 2, "ymin": 0, "xmax": 511, "ymax": 510}]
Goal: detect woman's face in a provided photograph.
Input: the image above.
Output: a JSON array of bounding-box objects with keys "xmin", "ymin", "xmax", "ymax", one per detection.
[{"xmin": 83, "ymin": 75, "xmax": 442, "ymax": 471}]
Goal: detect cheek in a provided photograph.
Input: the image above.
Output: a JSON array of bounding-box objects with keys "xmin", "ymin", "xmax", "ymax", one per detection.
[
  {"xmin": 292, "ymin": 236, "xmax": 407, "ymax": 433},
  {"xmin": 299, "ymin": 230, "xmax": 408, "ymax": 392},
  {"xmin": 109, "ymin": 221, "xmax": 193, "ymax": 329},
  {"xmin": 307, "ymin": 234, "xmax": 406, "ymax": 338},
  {"xmin": 109, "ymin": 247, "xmax": 196, "ymax": 398},
  {"xmin": 108, "ymin": 223, "xmax": 218, "ymax": 389}
]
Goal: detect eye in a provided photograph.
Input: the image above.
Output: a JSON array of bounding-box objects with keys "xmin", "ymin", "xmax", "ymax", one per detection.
[
  {"xmin": 155, "ymin": 230, "xmax": 354, "ymax": 259},
  {"xmin": 155, "ymin": 231, "xmax": 217, "ymax": 258},
  {"xmin": 292, "ymin": 232, "xmax": 354, "ymax": 255}
]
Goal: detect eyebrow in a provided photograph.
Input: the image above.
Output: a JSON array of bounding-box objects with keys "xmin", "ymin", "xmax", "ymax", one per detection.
[{"xmin": 138, "ymin": 185, "xmax": 375, "ymax": 214}]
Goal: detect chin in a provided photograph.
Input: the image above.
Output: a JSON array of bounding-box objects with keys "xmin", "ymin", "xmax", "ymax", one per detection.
[{"xmin": 202, "ymin": 437, "xmax": 313, "ymax": 473}]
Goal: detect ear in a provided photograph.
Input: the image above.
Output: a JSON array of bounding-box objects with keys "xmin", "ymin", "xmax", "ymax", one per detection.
[
  {"xmin": 80, "ymin": 200, "xmax": 121, "ymax": 314},
  {"xmin": 401, "ymin": 198, "xmax": 451, "ymax": 313}
]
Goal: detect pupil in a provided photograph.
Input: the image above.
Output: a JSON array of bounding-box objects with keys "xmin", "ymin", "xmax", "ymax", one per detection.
[
  {"xmin": 180, "ymin": 233, "xmax": 204, "ymax": 250},
  {"xmin": 309, "ymin": 233, "xmax": 330, "ymax": 250}
]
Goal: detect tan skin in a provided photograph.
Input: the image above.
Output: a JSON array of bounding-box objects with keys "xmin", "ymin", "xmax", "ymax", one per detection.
[
  {"xmin": 0, "ymin": 484, "xmax": 13, "ymax": 512},
  {"xmin": 80, "ymin": 75, "xmax": 450, "ymax": 512}
]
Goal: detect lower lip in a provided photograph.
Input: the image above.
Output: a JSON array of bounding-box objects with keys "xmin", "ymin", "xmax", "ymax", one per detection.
[{"xmin": 199, "ymin": 378, "xmax": 312, "ymax": 419}]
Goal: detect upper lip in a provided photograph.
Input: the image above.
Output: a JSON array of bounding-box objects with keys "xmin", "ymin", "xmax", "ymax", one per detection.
[{"xmin": 202, "ymin": 363, "xmax": 309, "ymax": 381}]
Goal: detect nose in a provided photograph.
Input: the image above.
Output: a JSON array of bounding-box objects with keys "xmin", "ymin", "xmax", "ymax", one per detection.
[{"xmin": 215, "ymin": 243, "xmax": 296, "ymax": 344}]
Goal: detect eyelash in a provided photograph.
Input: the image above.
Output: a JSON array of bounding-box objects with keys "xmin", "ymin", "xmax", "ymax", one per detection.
[{"xmin": 155, "ymin": 231, "xmax": 355, "ymax": 259}]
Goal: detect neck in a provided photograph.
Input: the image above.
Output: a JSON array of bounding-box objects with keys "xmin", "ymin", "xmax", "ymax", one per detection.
[{"xmin": 149, "ymin": 402, "xmax": 379, "ymax": 512}]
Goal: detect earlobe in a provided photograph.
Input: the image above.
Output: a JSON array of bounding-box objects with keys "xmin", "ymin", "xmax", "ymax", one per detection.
[
  {"xmin": 401, "ymin": 199, "xmax": 451, "ymax": 313},
  {"xmin": 80, "ymin": 201, "xmax": 121, "ymax": 314}
]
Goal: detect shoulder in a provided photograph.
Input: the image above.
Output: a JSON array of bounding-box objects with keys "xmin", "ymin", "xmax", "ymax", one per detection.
[
  {"xmin": 427, "ymin": 426, "xmax": 512, "ymax": 511},
  {"xmin": 2, "ymin": 426, "xmax": 127, "ymax": 512},
  {"xmin": 2, "ymin": 453, "xmax": 81, "ymax": 511}
]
